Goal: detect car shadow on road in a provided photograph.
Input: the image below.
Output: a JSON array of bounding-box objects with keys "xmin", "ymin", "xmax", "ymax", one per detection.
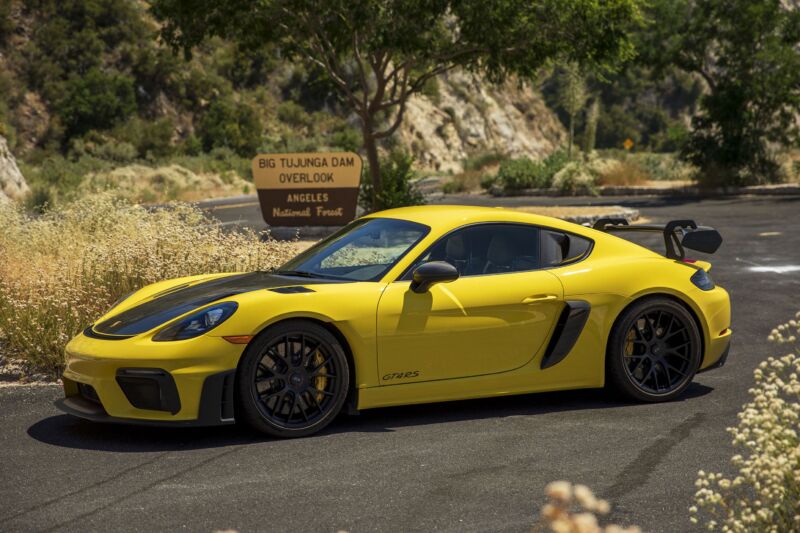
[{"xmin": 27, "ymin": 383, "xmax": 713, "ymax": 453}]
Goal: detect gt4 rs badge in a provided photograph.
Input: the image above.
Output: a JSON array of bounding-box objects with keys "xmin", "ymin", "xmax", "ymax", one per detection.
[{"xmin": 382, "ymin": 371, "xmax": 420, "ymax": 381}]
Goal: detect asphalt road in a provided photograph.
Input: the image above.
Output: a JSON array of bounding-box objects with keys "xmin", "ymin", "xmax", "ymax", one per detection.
[{"xmin": 2, "ymin": 194, "xmax": 799, "ymax": 532}]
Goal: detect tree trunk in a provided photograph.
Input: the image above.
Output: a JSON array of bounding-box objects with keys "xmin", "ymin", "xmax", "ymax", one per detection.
[
  {"xmin": 361, "ymin": 119, "xmax": 382, "ymax": 212},
  {"xmin": 568, "ymin": 113, "xmax": 574, "ymax": 159}
]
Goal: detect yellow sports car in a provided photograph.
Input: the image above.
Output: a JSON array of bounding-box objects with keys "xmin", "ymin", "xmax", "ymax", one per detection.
[{"xmin": 57, "ymin": 206, "xmax": 731, "ymax": 437}]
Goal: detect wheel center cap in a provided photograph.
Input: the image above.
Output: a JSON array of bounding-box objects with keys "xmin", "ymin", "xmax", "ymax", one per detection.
[
  {"xmin": 651, "ymin": 344, "xmax": 662, "ymax": 355},
  {"xmin": 289, "ymin": 373, "xmax": 304, "ymax": 387}
]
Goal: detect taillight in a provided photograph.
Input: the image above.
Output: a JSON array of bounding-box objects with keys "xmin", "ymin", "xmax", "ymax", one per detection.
[{"xmin": 690, "ymin": 269, "xmax": 715, "ymax": 291}]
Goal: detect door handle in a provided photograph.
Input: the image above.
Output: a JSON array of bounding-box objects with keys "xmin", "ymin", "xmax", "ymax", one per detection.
[{"xmin": 522, "ymin": 294, "xmax": 558, "ymax": 304}]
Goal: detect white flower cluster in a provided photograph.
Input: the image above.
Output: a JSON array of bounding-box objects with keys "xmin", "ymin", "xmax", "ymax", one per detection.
[
  {"xmin": 690, "ymin": 313, "xmax": 800, "ymax": 532},
  {"xmin": 538, "ymin": 481, "xmax": 641, "ymax": 533},
  {"xmin": 767, "ymin": 312, "xmax": 800, "ymax": 345}
]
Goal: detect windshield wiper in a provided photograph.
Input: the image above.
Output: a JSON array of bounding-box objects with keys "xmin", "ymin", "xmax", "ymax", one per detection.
[{"xmin": 275, "ymin": 270, "xmax": 330, "ymax": 279}]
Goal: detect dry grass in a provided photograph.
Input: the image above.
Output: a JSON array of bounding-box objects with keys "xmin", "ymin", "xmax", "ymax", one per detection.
[
  {"xmin": 594, "ymin": 160, "xmax": 649, "ymax": 186},
  {"xmin": 0, "ymin": 194, "xmax": 297, "ymax": 376},
  {"xmin": 82, "ymin": 164, "xmax": 252, "ymax": 204}
]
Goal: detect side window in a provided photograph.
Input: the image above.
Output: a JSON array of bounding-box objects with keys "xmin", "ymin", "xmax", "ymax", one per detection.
[
  {"xmin": 406, "ymin": 224, "xmax": 541, "ymax": 277},
  {"xmin": 541, "ymin": 230, "xmax": 592, "ymax": 267}
]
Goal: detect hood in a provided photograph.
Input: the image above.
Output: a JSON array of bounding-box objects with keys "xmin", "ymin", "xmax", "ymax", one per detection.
[{"xmin": 92, "ymin": 272, "xmax": 346, "ymax": 337}]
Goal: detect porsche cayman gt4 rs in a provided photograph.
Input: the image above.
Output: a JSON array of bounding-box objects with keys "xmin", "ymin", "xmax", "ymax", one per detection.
[{"xmin": 57, "ymin": 206, "xmax": 731, "ymax": 437}]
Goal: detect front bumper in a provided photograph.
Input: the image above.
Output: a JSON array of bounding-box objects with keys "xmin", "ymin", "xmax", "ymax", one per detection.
[
  {"xmin": 56, "ymin": 370, "xmax": 236, "ymax": 426},
  {"xmin": 57, "ymin": 332, "xmax": 244, "ymax": 426}
]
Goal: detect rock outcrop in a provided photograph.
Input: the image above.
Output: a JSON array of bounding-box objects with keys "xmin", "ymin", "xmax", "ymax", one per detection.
[
  {"xmin": 399, "ymin": 70, "xmax": 567, "ymax": 173},
  {"xmin": 0, "ymin": 136, "xmax": 29, "ymax": 202}
]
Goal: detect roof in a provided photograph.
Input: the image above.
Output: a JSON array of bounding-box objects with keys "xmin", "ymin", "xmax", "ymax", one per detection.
[{"xmin": 365, "ymin": 204, "xmax": 589, "ymax": 235}]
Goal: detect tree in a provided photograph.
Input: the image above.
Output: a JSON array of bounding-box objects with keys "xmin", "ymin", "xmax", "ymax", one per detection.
[
  {"xmin": 641, "ymin": 0, "xmax": 800, "ymax": 185},
  {"xmin": 583, "ymin": 97, "xmax": 600, "ymax": 154},
  {"xmin": 150, "ymin": 0, "xmax": 640, "ymax": 209},
  {"xmin": 55, "ymin": 68, "xmax": 137, "ymax": 139},
  {"xmin": 199, "ymin": 98, "xmax": 263, "ymax": 157},
  {"xmin": 558, "ymin": 62, "xmax": 588, "ymax": 158}
]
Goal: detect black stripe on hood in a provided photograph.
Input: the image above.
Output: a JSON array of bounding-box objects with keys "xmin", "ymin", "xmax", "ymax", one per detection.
[{"xmin": 92, "ymin": 272, "xmax": 345, "ymax": 336}]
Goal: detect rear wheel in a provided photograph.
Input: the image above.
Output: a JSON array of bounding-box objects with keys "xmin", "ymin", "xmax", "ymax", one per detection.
[
  {"xmin": 607, "ymin": 298, "xmax": 701, "ymax": 402},
  {"xmin": 236, "ymin": 320, "xmax": 349, "ymax": 438}
]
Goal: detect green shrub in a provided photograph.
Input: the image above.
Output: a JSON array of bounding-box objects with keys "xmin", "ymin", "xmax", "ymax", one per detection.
[
  {"xmin": 55, "ymin": 68, "xmax": 137, "ymax": 139},
  {"xmin": 480, "ymin": 174, "xmax": 497, "ymax": 190},
  {"xmin": 171, "ymin": 148, "xmax": 253, "ymax": 181},
  {"xmin": 441, "ymin": 180, "xmax": 467, "ymax": 194},
  {"xmin": 495, "ymin": 151, "xmax": 569, "ymax": 191},
  {"xmin": 113, "ymin": 117, "xmax": 176, "ymax": 159},
  {"xmin": 328, "ymin": 126, "xmax": 362, "ymax": 153},
  {"xmin": 199, "ymin": 98, "xmax": 262, "ymax": 157},
  {"xmin": 359, "ymin": 150, "xmax": 425, "ymax": 211},
  {"xmin": 551, "ymin": 162, "xmax": 599, "ymax": 195},
  {"xmin": 276, "ymin": 100, "xmax": 313, "ymax": 127},
  {"xmin": 496, "ymin": 157, "xmax": 539, "ymax": 190},
  {"xmin": 463, "ymin": 151, "xmax": 505, "ymax": 172}
]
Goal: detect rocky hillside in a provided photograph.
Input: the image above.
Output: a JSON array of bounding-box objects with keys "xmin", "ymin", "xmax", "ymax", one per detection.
[
  {"xmin": 400, "ymin": 71, "xmax": 566, "ymax": 173},
  {"xmin": 0, "ymin": 0, "xmax": 567, "ymax": 182},
  {"xmin": 0, "ymin": 135, "xmax": 28, "ymax": 202}
]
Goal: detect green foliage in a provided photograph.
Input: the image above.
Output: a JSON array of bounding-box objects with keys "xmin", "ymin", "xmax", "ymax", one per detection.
[
  {"xmin": 172, "ymin": 148, "xmax": 253, "ymax": 181},
  {"xmin": 463, "ymin": 151, "xmax": 505, "ymax": 172},
  {"xmin": 55, "ymin": 69, "xmax": 137, "ymax": 139},
  {"xmin": 328, "ymin": 126, "xmax": 362, "ymax": 153},
  {"xmin": 441, "ymin": 180, "xmax": 467, "ymax": 194},
  {"xmin": 276, "ymin": 101, "xmax": 313, "ymax": 128},
  {"xmin": 551, "ymin": 162, "xmax": 599, "ymax": 195},
  {"xmin": 643, "ymin": 0, "xmax": 800, "ymax": 185},
  {"xmin": 557, "ymin": 63, "xmax": 588, "ymax": 158},
  {"xmin": 583, "ymin": 99, "xmax": 600, "ymax": 153},
  {"xmin": 495, "ymin": 151, "xmax": 570, "ymax": 191},
  {"xmin": 21, "ymin": 155, "xmax": 113, "ymax": 209},
  {"xmin": 359, "ymin": 150, "xmax": 425, "ymax": 212},
  {"xmin": 0, "ymin": 0, "xmax": 12, "ymax": 45},
  {"xmin": 113, "ymin": 117, "xmax": 176, "ymax": 159},
  {"xmin": 152, "ymin": 0, "xmax": 641, "ymax": 208},
  {"xmin": 496, "ymin": 158, "xmax": 541, "ymax": 190},
  {"xmin": 480, "ymin": 174, "xmax": 498, "ymax": 190},
  {"xmin": 199, "ymin": 98, "xmax": 262, "ymax": 157}
]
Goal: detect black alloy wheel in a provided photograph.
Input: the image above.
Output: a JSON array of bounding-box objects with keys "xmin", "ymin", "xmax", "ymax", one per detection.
[
  {"xmin": 236, "ymin": 320, "xmax": 349, "ymax": 437},
  {"xmin": 607, "ymin": 298, "xmax": 701, "ymax": 402}
]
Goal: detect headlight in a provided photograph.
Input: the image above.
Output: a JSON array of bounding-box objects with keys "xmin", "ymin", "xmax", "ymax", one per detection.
[
  {"xmin": 153, "ymin": 302, "xmax": 238, "ymax": 341},
  {"xmin": 690, "ymin": 269, "xmax": 715, "ymax": 291}
]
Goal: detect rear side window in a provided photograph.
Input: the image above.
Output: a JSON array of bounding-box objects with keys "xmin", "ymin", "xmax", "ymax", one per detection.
[
  {"xmin": 404, "ymin": 223, "xmax": 541, "ymax": 277},
  {"xmin": 541, "ymin": 230, "xmax": 592, "ymax": 267}
]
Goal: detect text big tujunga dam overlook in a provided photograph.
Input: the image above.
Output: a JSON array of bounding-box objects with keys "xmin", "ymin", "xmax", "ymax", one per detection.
[{"xmin": 257, "ymin": 155, "xmax": 356, "ymax": 169}]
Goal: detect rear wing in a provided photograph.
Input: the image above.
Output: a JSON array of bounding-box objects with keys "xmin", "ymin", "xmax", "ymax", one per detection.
[{"xmin": 592, "ymin": 218, "xmax": 722, "ymax": 260}]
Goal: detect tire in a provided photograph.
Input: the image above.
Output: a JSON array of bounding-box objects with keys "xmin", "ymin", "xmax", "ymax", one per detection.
[
  {"xmin": 606, "ymin": 297, "xmax": 702, "ymax": 402},
  {"xmin": 236, "ymin": 320, "xmax": 350, "ymax": 438}
]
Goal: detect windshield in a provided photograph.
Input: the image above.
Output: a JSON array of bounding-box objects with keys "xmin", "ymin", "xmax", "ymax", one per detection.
[{"xmin": 277, "ymin": 218, "xmax": 430, "ymax": 281}]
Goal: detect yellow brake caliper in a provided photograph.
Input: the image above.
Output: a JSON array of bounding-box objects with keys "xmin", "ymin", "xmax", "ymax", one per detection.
[{"xmin": 311, "ymin": 350, "xmax": 328, "ymax": 403}]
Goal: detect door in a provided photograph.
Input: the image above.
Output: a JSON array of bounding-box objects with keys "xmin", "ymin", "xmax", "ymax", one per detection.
[{"xmin": 376, "ymin": 223, "xmax": 565, "ymax": 384}]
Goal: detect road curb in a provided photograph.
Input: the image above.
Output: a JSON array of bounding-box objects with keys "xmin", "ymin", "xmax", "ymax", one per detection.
[{"xmin": 490, "ymin": 184, "xmax": 800, "ymax": 197}]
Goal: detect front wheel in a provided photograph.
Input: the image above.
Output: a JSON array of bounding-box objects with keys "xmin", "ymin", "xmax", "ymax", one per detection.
[
  {"xmin": 236, "ymin": 320, "xmax": 350, "ymax": 438},
  {"xmin": 606, "ymin": 298, "xmax": 701, "ymax": 402}
]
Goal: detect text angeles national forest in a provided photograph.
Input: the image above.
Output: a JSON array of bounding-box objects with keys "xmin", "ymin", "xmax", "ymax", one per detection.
[{"xmin": 252, "ymin": 152, "xmax": 362, "ymax": 226}]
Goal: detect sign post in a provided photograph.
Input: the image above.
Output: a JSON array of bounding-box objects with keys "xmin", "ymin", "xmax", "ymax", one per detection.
[{"xmin": 251, "ymin": 152, "xmax": 362, "ymax": 227}]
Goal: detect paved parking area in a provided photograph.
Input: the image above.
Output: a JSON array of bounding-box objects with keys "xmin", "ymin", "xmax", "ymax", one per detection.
[{"xmin": 1, "ymin": 195, "xmax": 798, "ymax": 532}]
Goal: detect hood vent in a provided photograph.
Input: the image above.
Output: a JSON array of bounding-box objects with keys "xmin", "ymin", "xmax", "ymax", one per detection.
[{"xmin": 269, "ymin": 286, "xmax": 315, "ymax": 294}]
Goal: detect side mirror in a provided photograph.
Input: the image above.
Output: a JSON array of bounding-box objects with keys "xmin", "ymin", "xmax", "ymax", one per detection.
[{"xmin": 410, "ymin": 261, "xmax": 459, "ymax": 293}]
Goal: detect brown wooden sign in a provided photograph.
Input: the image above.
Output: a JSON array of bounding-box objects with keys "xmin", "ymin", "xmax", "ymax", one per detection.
[{"xmin": 252, "ymin": 152, "xmax": 362, "ymax": 226}]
